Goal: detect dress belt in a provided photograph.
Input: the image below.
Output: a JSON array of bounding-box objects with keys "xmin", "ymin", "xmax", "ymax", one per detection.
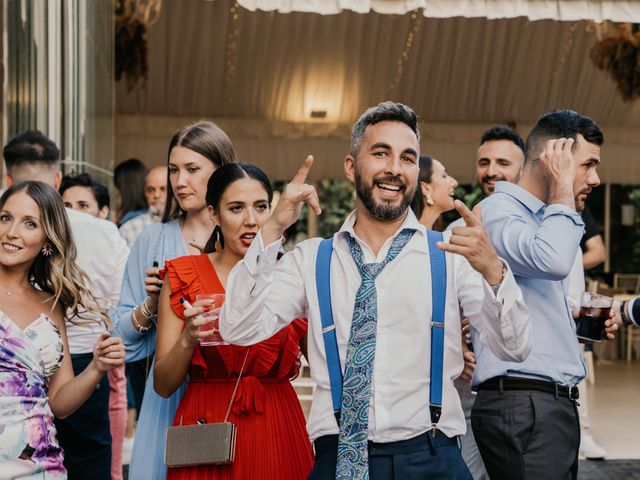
[
  {"xmin": 477, "ymin": 376, "xmax": 579, "ymax": 400},
  {"xmin": 188, "ymin": 376, "xmax": 287, "ymax": 384}
]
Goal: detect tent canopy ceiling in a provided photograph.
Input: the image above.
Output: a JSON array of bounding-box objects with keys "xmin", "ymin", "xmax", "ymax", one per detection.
[
  {"xmin": 116, "ymin": 0, "xmax": 640, "ymax": 183},
  {"xmin": 238, "ymin": 0, "xmax": 640, "ymax": 22}
]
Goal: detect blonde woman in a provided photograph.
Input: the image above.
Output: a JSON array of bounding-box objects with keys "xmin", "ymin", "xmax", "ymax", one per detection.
[{"xmin": 0, "ymin": 181, "xmax": 125, "ymax": 479}]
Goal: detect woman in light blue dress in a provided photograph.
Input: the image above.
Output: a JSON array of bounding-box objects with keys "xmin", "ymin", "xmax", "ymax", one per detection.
[{"xmin": 113, "ymin": 121, "xmax": 236, "ymax": 480}]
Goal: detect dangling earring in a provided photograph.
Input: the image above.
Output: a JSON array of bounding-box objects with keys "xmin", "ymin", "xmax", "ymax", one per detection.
[
  {"xmin": 426, "ymin": 192, "xmax": 435, "ymax": 206},
  {"xmin": 41, "ymin": 244, "xmax": 53, "ymax": 256},
  {"xmin": 211, "ymin": 225, "xmax": 224, "ymax": 252}
]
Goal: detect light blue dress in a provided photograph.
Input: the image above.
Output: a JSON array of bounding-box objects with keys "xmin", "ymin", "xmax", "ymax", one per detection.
[{"xmin": 113, "ymin": 220, "xmax": 188, "ymax": 480}]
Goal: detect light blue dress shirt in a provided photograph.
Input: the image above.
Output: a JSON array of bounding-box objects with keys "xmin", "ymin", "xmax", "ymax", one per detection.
[
  {"xmin": 473, "ymin": 181, "xmax": 586, "ymax": 387},
  {"xmin": 113, "ymin": 219, "xmax": 188, "ymax": 480}
]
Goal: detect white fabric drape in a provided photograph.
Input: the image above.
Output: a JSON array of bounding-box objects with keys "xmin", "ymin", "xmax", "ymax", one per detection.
[
  {"xmin": 237, "ymin": 0, "xmax": 640, "ymax": 22},
  {"xmin": 116, "ymin": 0, "xmax": 640, "ymax": 182}
]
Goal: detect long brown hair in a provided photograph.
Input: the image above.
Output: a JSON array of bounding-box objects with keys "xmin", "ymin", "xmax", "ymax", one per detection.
[
  {"xmin": 0, "ymin": 181, "xmax": 109, "ymax": 325},
  {"xmin": 162, "ymin": 121, "xmax": 236, "ymax": 222}
]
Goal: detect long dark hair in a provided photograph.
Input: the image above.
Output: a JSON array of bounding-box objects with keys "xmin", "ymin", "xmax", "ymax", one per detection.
[
  {"xmin": 114, "ymin": 158, "xmax": 148, "ymax": 223},
  {"xmin": 204, "ymin": 163, "xmax": 273, "ymax": 253},
  {"xmin": 0, "ymin": 181, "xmax": 108, "ymax": 325},
  {"xmin": 410, "ymin": 156, "xmax": 434, "ymax": 219},
  {"xmin": 162, "ymin": 122, "xmax": 237, "ymax": 223}
]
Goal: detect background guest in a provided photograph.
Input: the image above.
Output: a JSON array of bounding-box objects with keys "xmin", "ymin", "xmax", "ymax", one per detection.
[
  {"xmin": 119, "ymin": 166, "xmax": 168, "ymax": 247},
  {"xmin": 60, "ymin": 173, "xmax": 111, "ymax": 220},
  {"xmin": 114, "ymin": 158, "xmax": 148, "ymax": 227}
]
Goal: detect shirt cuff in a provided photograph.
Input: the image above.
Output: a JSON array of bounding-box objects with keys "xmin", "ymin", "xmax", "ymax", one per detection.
[
  {"xmin": 629, "ymin": 298, "xmax": 640, "ymax": 327},
  {"xmin": 243, "ymin": 231, "xmax": 282, "ymax": 276},
  {"xmin": 543, "ymin": 204, "xmax": 585, "ymax": 228},
  {"xmin": 483, "ymin": 259, "xmax": 518, "ymax": 313}
]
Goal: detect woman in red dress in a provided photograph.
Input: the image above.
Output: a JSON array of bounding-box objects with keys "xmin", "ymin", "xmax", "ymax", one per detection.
[{"xmin": 153, "ymin": 163, "xmax": 313, "ymax": 480}]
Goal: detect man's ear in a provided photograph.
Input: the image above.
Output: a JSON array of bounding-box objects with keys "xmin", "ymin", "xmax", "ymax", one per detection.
[
  {"xmin": 344, "ymin": 154, "xmax": 356, "ymax": 184},
  {"xmin": 3, "ymin": 172, "xmax": 13, "ymax": 187},
  {"xmin": 53, "ymin": 171, "xmax": 62, "ymax": 190}
]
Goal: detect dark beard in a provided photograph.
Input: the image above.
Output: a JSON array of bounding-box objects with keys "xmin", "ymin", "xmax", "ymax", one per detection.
[{"xmin": 355, "ymin": 170, "xmax": 415, "ymax": 221}]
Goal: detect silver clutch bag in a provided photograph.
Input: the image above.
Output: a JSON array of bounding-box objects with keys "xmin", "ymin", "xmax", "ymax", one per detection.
[
  {"xmin": 165, "ymin": 349, "xmax": 250, "ymax": 468},
  {"xmin": 165, "ymin": 421, "xmax": 237, "ymax": 467}
]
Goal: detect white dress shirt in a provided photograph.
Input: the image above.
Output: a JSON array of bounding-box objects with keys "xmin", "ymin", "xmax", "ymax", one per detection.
[
  {"xmin": 65, "ymin": 208, "xmax": 130, "ymax": 353},
  {"xmin": 220, "ymin": 210, "xmax": 530, "ymax": 442}
]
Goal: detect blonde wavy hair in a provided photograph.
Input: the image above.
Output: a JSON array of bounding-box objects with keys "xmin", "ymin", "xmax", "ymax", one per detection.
[{"xmin": 0, "ymin": 181, "xmax": 110, "ymax": 326}]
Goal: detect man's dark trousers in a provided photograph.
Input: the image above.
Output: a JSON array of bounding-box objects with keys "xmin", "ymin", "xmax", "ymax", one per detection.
[
  {"xmin": 471, "ymin": 387, "xmax": 580, "ymax": 480},
  {"xmin": 308, "ymin": 431, "xmax": 473, "ymax": 479}
]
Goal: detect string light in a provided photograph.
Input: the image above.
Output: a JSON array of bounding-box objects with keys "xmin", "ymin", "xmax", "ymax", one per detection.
[
  {"xmin": 224, "ymin": 1, "xmax": 241, "ymax": 110},
  {"xmin": 551, "ymin": 21, "xmax": 580, "ymax": 80},
  {"xmin": 388, "ymin": 9, "xmax": 422, "ymax": 93}
]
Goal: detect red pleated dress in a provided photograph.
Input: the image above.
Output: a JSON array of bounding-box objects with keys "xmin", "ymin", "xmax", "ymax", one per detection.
[{"xmin": 164, "ymin": 254, "xmax": 314, "ymax": 480}]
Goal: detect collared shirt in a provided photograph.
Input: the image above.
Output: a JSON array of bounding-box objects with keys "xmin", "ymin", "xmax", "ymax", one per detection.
[
  {"xmin": 65, "ymin": 208, "xmax": 130, "ymax": 353},
  {"xmin": 475, "ymin": 181, "xmax": 586, "ymax": 387},
  {"xmin": 119, "ymin": 210, "xmax": 162, "ymax": 248},
  {"xmin": 220, "ymin": 209, "xmax": 530, "ymax": 442}
]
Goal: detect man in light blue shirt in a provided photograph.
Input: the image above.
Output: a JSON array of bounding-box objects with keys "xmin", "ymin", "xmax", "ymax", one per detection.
[{"xmin": 471, "ymin": 110, "xmax": 602, "ymax": 480}]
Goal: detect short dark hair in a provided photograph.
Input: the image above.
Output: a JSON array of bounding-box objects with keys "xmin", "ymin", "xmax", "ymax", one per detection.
[
  {"xmin": 204, "ymin": 162, "xmax": 272, "ymax": 253},
  {"xmin": 113, "ymin": 158, "xmax": 148, "ymax": 221},
  {"xmin": 3, "ymin": 130, "xmax": 60, "ymax": 171},
  {"xmin": 410, "ymin": 156, "xmax": 434, "ymax": 218},
  {"xmin": 59, "ymin": 173, "xmax": 111, "ymax": 210},
  {"xmin": 525, "ymin": 110, "xmax": 604, "ymax": 164},
  {"xmin": 480, "ymin": 126, "xmax": 525, "ymax": 153},
  {"xmin": 351, "ymin": 102, "xmax": 419, "ymax": 155}
]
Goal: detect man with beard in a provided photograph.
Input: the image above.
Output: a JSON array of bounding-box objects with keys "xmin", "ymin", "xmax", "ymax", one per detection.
[
  {"xmin": 449, "ymin": 125, "xmax": 525, "ymax": 480},
  {"xmin": 475, "ymin": 126, "xmax": 525, "ymax": 196},
  {"xmin": 472, "ymin": 110, "xmax": 617, "ymax": 480},
  {"xmin": 218, "ymin": 102, "xmax": 532, "ymax": 479}
]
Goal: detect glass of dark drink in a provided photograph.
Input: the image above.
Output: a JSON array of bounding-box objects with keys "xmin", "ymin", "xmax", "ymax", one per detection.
[{"xmin": 576, "ymin": 292, "xmax": 612, "ymax": 344}]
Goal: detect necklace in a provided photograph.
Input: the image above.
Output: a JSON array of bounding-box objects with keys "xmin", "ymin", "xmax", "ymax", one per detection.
[{"xmin": 0, "ymin": 281, "xmax": 30, "ymax": 296}]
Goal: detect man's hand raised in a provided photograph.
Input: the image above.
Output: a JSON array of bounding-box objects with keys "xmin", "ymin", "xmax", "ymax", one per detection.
[
  {"xmin": 437, "ymin": 200, "xmax": 504, "ymax": 285},
  {"xmin": 261, "ymin": 155, "xmax": 321, "ymax": 245},
  {"xmin": 540, "ymin": 138, "xmax": 576, "ymax": 210}
]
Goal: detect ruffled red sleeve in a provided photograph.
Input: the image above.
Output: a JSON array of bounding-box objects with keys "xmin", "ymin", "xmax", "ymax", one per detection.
[{"xmin": 163, "ymin": 254, "xmax": 224, "ymax": 377}]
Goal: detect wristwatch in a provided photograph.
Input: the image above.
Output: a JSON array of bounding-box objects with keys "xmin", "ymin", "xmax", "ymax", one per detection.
[
  {"xmin": 489, "ymin": 262, "xmax": 508, "ymax": 295},
  {"xmin": 620, "ymin": 301, "xmax": 632, "ymax": 326}
]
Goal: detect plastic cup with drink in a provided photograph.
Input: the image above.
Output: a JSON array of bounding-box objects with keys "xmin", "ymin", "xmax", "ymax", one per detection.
[
  {"xmin": 576, "ymin": 292, "xmax": 612, "ymax": 344},
  {"xmin": 182, "ymin": 293, "xmax": 228, "ymax": 346}
]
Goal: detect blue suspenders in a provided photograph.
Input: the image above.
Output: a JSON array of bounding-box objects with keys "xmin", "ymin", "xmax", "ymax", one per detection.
[{"xmin": 315, "ymin": 230, "xmax": 447, "ymax": 434}]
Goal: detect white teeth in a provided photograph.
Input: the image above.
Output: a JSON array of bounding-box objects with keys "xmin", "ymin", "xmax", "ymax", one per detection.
[
  {"xmin": 378, "ymin": 183, "xmax": 401, "ymax": 192},
  {"xmin": 2, "ymin": 243, "xmax": 20, "ymax": 252}
]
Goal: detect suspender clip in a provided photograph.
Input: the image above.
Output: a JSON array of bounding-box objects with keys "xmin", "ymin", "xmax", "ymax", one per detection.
[{"xmin": 431, "ymin": 423, "xmax": 438, "ymax": 438}]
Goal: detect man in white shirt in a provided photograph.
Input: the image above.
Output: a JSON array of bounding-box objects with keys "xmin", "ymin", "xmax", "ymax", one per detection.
[
  {"xmin": 3, "ymin": 130, "xmax": 129, "ymax": 480},
  {"xmin": 219, "ymin": 102, "xmax": 531, "ymax": 479}
]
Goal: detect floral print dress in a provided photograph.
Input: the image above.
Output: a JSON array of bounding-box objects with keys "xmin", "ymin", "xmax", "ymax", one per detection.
[{"xmin": 0, "ymin": 310, "xmax": 66, "ymax": 479}]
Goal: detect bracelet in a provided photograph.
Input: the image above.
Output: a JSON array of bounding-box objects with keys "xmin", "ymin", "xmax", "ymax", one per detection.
[
  {"xmin": 132, "ymin": 305, "xmax": 151, "ymax": 333},
  {"xmin": 140, "ymin": 296, "xmax": 155, "ymax": 318},
  {"xmin": 620, "ymin": 301, "xmax": 632, "ymax": 327}
]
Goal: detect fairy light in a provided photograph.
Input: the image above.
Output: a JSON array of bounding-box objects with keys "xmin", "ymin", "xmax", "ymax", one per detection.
[
  {"xmin": 388, "ymin": 9, "xmax": 422, "ymax": 93},
  {"xmin": 224, "ymin": 1, "xmax": 241, "ymax": 109}
]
